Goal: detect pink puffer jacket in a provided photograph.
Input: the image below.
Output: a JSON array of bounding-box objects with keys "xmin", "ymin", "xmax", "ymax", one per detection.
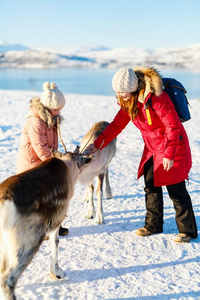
[{"xmin": 17, "ymin": 98, "xmax": 63, "ymax": 174}]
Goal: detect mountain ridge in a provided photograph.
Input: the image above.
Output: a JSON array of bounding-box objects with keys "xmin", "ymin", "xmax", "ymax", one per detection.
[{"xmin": 0, "ymin": 42, "xmax": 200, "ymax": 70}]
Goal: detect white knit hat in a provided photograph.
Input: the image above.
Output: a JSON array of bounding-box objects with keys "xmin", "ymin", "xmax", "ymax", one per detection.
[
  {"xmin": 112, "ymin": 68, "xmax": 138, "ymax": 92},
  {"xmin": 40, "ymin": 82, "xmax": 66, "ymax": 109}
]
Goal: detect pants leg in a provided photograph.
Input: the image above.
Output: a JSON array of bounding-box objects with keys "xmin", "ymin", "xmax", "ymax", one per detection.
[
  {"xmin": 166, "ymin": 181, "xmax": 198, "ymax": 238},
  {"xmin": 143, "ymin": 157, "xmax": 163, "ymax": 233}
]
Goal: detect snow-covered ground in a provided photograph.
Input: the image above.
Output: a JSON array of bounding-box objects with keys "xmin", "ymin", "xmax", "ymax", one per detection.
[{"xmin": 0, "ymin": 89, "xmax": 200, "ymax": 300}]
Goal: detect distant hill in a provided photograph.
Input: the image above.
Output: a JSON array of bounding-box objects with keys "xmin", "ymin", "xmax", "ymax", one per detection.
[
  {"xmin": 0, "ymin": 42, "xmax": 200, "ymax": 70},
  {"xmin": 0, "ymin": 42, "xmax": 29, "ymax": 52}
]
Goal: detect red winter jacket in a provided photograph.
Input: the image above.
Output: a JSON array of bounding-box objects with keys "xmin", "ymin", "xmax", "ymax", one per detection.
[{"xmin": 94, "ymin": 92, "xmax": 192, "ymax": 187}]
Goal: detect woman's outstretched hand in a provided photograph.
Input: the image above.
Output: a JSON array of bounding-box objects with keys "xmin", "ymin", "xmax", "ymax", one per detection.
[
  {"xmin": 82, "ymin": 143, "xmax": 97, "ymax": 156},
  {"xmin": 163, "ymin": 158, "xmax": 174, "ymax": 171}
]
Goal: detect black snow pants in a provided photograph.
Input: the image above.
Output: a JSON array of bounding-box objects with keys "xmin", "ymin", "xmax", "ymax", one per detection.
[{"xmin": 143, "ymin": 157, "xmax": 198, "ymax": 238}]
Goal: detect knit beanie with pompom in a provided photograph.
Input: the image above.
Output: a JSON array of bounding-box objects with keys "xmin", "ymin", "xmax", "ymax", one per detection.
[
  {"xmin": 112, "ymin": 68, "xmax": 138, "ymax": 93},
  {"xmin": 40, "ymin": 82, "xmax": 66, "ymax": 109}
]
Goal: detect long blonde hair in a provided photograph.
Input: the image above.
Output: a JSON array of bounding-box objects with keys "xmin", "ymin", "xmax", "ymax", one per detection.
[{"xmin": 117, "ymin": 91, "xmax": 138, "ymax": 121}]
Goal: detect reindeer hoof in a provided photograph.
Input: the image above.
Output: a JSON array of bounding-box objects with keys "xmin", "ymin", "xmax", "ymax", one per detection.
[
  {"xmin": 50, "ymin": 274, "xmax": 65, "ymax": 280},
  {"xmin": 50, "ymin": 273, "xmax": 61, "ymax": 280},
  {"xmin": 50, "ymin": 266, "xmax": 65, "ymax": 279},
  {"xmin": 85, "ymin": 215, "xmax": 93, "ymax": 219},
  {"xmin": 96, "ymin": 221, "xmax": 104, "ymax": 225},
  {"xmin": 95, "ymin": 217, "xmax": 104, "ymax": 225},
  {"xmin": 106, "ymin": 193, "xmax": 112, "ymax": 199},
  {"xmin": 50, "ymin": 272, "xmax": 65, "ymax": 280}
]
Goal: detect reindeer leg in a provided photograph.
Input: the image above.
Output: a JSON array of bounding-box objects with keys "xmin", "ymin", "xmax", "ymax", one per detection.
[
  {"xmin": 0, "ymin": 265, "xmax": 19, "ymax": 300},
  {"xmin": 49, "ymin": 228, "xmax": 65, "ymax": 279},
  {"xmin": 105, "ymin": 166, "xmax": 112, "ymax": 199},
  {"xmin": 95, "ymin": 173, "xmax": 104, "ymax": 224},
  {"xmin": 0, "ymin": 252, "xmax": 34, "ymax": 300},
  {"xmin": 83, "ymin": 188, "xmax": 89, "ymax": 202},
  {"xmin": 85, "ymin": 184, "xmax": 95, "ymax": 219},
  {"xmin": 0, "ymin": 221, "xmax": 45, "ymax": 300},
  {"xmin": 0, "ymin": 252, "xmax": 10, "ymax": 299},
  {"xmin": 0, "ymin": 251, "xmax": 12, "ymax": 300},
  {"xmin": 0, "ymin": 251, "xmax": 7, "ymax": 274}
]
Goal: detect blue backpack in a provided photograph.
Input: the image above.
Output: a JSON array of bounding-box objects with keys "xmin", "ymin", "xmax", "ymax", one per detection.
[{"xmin": 162, "ymin": 77, "xmax": 191, "ymax": 122}]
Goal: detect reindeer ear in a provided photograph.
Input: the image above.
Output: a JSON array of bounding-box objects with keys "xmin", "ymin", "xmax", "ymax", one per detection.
[
  {"xmin": 50, "ymin": 149, "xmax": 64, "ymax": 158},
  {"xmin": 74, "ymin": 145, "xmax": 80, "ymax": 155}
]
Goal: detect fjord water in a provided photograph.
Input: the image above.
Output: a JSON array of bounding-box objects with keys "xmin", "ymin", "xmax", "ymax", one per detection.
[{"xmin": 0, "ymin": 68, "xmax": 200, "ymax": 99}]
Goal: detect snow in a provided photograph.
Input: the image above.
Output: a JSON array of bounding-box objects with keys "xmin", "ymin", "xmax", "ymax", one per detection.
[{"xmin": 0, "ymin": 89, "xmax": 200, "ymax": 300}]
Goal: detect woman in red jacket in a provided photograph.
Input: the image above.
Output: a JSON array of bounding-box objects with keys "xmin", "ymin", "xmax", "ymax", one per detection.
[{"xmin": 84, "ymin": 67, "xmax": 198, "ymax": 243}]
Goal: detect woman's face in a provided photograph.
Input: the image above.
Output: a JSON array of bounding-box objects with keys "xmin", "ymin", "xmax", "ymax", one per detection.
[
  {"xmin": 117, "ymin": 92, "xmax": 132, "ymax": 101},
  {"xmin": 48, "ymin": 108, "xmax": 61, "ymax": 117}
]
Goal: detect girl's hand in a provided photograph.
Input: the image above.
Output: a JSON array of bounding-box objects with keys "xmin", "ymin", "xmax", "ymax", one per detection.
[{"xmin": 163, "ymin": 158, "xmax": 174, "ymax": 171}]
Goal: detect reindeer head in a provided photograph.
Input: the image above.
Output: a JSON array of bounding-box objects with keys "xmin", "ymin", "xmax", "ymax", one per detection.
[{"xmin": 50, "ymin": 148, "xmax": 92, "ymax": 170}]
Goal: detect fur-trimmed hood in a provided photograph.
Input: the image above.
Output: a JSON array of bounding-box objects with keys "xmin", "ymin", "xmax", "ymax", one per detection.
[
  {"xmin": 134, "ymin": 66, "xmax": 163, "ymax": 102},
  {"xmin": 28, "ymin": 97, "xmax": 64, "ymax": 128}
]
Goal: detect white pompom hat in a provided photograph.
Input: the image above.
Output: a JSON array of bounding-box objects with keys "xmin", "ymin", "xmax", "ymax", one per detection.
[
  {"xmin": 40, "ymin": 82, "xmax": 66, "ymax": 109},
  {"xmin": 112, "ymin": 68, "xmax": 138, "ymax": 93}
]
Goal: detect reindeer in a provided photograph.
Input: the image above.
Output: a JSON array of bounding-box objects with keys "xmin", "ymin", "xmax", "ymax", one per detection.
[
  {"xmin": 78, "ymin": 121, "xmax": 117, "ymax": 224},
  {"xmin": 0, "ymin": 152, "xmax": 91, "ymax": 300}
]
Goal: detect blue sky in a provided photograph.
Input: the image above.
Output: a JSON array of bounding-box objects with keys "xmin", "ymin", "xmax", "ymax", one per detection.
[{"xmin": 0, "ymin": 0, "xmax": 200, "ymax": 50}]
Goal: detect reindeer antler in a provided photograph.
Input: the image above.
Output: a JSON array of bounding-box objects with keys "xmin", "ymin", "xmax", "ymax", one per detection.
[{"xmin": 57, "ymin": 116, "xmax": 67, "ymax": 153}]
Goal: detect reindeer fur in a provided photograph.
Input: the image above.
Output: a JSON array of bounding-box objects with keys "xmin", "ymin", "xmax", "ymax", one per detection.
[
  {"xmin": 78, "ymin": 121, "xmax": 117, "ymax": 224},
  {"xmin": 0, "ymin": 153, "xmax": 91, "ymax": 300}
]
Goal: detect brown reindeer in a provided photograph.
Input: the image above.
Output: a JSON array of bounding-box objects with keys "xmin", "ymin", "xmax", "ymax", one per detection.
[
  {"xmin": 78, "ymin": 121, "xmax": 117, "ymax": 224},
  {"xmin": 0, "ymin": 152, "xmax": 91, "ymax": 300}
]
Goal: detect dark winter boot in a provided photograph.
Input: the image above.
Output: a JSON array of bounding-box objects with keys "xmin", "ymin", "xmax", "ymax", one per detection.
[{"xmin": 59, "ymin": 226, "xmax": 69, "ymax": 236}]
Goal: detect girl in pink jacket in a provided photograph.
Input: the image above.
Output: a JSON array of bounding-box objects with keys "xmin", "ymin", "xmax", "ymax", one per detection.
[
  {"xmin": 84, "ymin": 67, "xmax": 198, "ymax": 243},
  {"xmin": 17, "ymin": 82, "xmax": 68, "ymax": 237}
]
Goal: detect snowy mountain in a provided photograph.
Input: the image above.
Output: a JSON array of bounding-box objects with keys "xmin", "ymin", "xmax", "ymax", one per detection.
[
  {"xmin": 0, "ymin": 42, "xmax": 200, "ymax": 70},
  {"xmin": 0, "ymin": 41, "xmax": 29, "ymax": 52}
]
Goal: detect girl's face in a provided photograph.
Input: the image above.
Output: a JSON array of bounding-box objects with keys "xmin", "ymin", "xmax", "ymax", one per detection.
[
  {"xmin": 48, "ymin": 108, "xmax": 61, "ymax": 117},
  {"xmin": 117, "ymin": 92, "xmax": 132, "ymax": 101}
]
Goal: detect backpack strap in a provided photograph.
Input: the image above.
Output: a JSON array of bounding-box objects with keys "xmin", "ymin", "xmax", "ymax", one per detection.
[
  {"xmin": 164, "ymin": 79, "xmax": 187, "ymax": 94},
  {"xmin": 145, "ymin": 107, "xmax": 152, "ymax": 125},
  {"xmin": 144, "ymin": 98, "xmax": 153, "ymax": 125},
  {"xmin": 163, "ymin": 79, "xmax": 190, "ymax": 106}
]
